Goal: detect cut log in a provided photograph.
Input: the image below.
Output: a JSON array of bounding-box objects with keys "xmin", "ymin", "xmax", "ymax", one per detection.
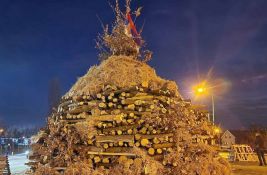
[
  {"xmin": 87, "ymin": 151, "xmax": 136, "ymax": 157},
  {"xmin": 95, "ymin": 135, "xmax": 134, "ymax": 143},
  {"xmin": 68, "ymin": 105, "xmax": 95, "ymax": 114},
  {"xmin": 99, "ymin": 102, "xmax": 107, "ymax": 108},
  {"xmin": 103, "ymin": 124, "xmax": 139, "ymax": 133},
  {"xmin": 90, "ymin": 114, "xmax": 124, "ymax": 122},
  {"xmin": 153, "ymin": 143, "xmax": 174, "ymax": 149},
  {"xmin": 148, "ymin": 148, "xmax": 155, "ymax": 155},
  {"xmin": 106, "ymin": 147, "xmax": 132, "ymax": 153},
  {"xmin": 102, "ymin": 158, "xmax": 110, "ymax": 164},
  {"xmin": 94, "ymin": 156, "xmax": 101, "ymax": 163},
  {"xmin": 136, "ymin": 133, "xmax": 173, "ymax": 140},
  {"xmin": 140, "ymin": 139, "xmax": 149, "ymax": 147}
]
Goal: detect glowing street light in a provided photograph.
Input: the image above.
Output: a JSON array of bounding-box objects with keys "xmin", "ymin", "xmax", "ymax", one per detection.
[
  {"xmin": 214, "ymin": 127, "xmax": 221, "ymax": 134},
  {"xmin": 197, "ymin": 87, "xmax": 204, "ymax": 93},
  {"xmin": 193, "ymin": 81, "xmax": 215, "ymax": 125}
]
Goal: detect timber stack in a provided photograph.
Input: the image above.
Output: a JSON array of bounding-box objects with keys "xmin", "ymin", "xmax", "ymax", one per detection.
[{"xmin": 29, "ymin": 1, "xmax": 230, "ymax": 175}]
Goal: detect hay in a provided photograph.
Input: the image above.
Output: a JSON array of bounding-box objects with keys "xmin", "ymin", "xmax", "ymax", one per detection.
[{"xmin": 65, "ymin": 56, "xmax": 179, "ymax": 98}]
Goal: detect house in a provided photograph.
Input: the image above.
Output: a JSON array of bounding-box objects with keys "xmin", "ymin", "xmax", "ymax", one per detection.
[{"xmin": 221, "ymin": 130, "xmax": 235, "ymax": 147}]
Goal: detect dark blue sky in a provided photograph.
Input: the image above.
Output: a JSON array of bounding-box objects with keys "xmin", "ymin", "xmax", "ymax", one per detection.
[{"xmin": 0, "ymin": 0, "xmax": 267, "ymax": 129}]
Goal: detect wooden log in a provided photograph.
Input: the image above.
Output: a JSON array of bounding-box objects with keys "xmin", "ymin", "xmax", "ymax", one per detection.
[
  {"xmin": 102, "ymin": 124, "xmax": 139, "ymax": 133},
  {"xmin": 102, "ymin": 158, "xmax": 110, "ymax": 164},
  {"xmin": 95, "ymin": 135, "xmax": 134, "ymax": 143},
  {"xmin": 118, "ymin": 141, "xmax": 124, "ymax": 146},
  {"xmin": 114, "ymin": 110, "xmax": 150, "ymax": 116},
  {"xmin": 141, "ymin": 139, "xmax": 149, "ymax": 147},
  {"xmin": 127, "ymin": 129, "xmax": 133, "ymax": 135},
  {"xmin": 141, "ymin": 81, "xmax": 149, "ymax": 88},
  {"xmin": 117, "ymin": 130, "xmax": 123, "ymax": 135},
  {"xmin": 148, "ymin": 148, "xmax": 155, "ymax": 155},
  {"xmin": 68, "ymin": 105, "xmax": 94, "ymax": 114},
  {"xmin": 74, "ymin": 145, "xmax": 103, "ymax": 153},
  {"xmin": 135, "ymin": 142, "xmax": 140, "ymax": 147},
  {"xmin": 87, "ymin": 151, "xmax": 136, "ymax": 157},
  {"xmin": 103, "ymin": 144, "xmax": 109, "ymax": 149},
  {"xmin": 135, "ymin": 133, "xmax": 173, "ymax": 140},
  {"xmin": 108, "ymin": 102, "xmax": 114, "ymax": 108},
  {"xmin": 90, "ymin": 114, "xmax": 123, "ymax": 122},
  {"xmin": 94, "ymin": 156, "xmax": 101, "ymax": 163},
  {"xmin": 106, "ymin": 147, "xmax": 132, "ymax": 153},
  {"xmin": 59, "ymin": 100, "xmax": 73, "ymax": 109},
  {"xmin": 156, "ymin": 148, "xmax": 163, "ymax": 154},
  {"xmin": 153, "ymin": 138, "xmax": 160, "ymax": 144},
  {"xmin": 128, "ymin": 95, "xmax": 154, "ymax": 101},
  {"xmin": 113, "ymin": 98, "xmax": 118, "ymax": 103},
  {"xmin": 99, "ymin": 102, "xmax": 107, "ymax": 108},
  {"xmin": 73, "ymin": 96, "xmax": 84, "ymax": 101},
  {"xmin": 121, "ymin": 96, "xmax": 154, "ymax": 106},
  {"xmin": 60, "ymin": 119, "xmax": 86, "ymax": 123},
  {"xmin": 96, "ymin": 93, "xmax": 102, "ymax": 99},
  {"xmin": 153, "ymin": 143, "xmax": 174, "ymax": 149},
  {"xmin": 126, "ymin": 104, "xmax": 135, "ymax": 110}
]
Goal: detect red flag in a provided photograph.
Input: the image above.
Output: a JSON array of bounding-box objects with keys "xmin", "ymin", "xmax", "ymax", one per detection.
[{"xmin": 126, "ymin": 12, "xmax": 142, "ymax": 46}]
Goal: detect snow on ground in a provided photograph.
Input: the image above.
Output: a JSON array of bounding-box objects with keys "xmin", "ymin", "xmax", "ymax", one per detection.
[{"xmin": 9, "ymin": 152, "xmax": 29, "ymax": 175}]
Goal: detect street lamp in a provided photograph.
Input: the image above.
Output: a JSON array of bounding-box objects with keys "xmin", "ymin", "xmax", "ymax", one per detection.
[{"xmin": 193, "ymin": 81, "xmax": 215, "ymax": 125}]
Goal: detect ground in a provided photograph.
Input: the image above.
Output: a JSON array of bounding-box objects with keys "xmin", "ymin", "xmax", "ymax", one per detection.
[
  {"xmin": 7, "ymin": 153, "xmax": 267, "ymax": 175},
  {"xmin": 9, "ymin": 152, "xmax": 29, "ymax": 175},
  {"xmin": 231, "ymin": 162, "xmax": 267, "ymax": 175}
]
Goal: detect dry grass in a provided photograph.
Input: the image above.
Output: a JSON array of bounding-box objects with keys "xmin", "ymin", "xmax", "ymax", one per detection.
[
  {"xmin": 65, "ymin": 55, "xmax": 179, "ymax": 98},
  {"xmin": 231, "ymin": 162, "xmax": 267, "ymax": 175}
]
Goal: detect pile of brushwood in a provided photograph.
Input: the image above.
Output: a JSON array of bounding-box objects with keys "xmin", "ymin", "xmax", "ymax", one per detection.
[{"xmin": 29, "ymin": 1, "xmax": 230, "ymax": 175}]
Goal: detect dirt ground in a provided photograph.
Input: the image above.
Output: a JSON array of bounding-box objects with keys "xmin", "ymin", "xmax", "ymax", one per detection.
[{"xmin": 231, "ymin": 162, "xmax": 267, "ymax": 175}]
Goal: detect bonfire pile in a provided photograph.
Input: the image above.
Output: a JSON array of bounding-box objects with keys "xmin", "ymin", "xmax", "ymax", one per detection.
[{"xmin": 29, "ymin": 1, "xmax": 230, "ymax": 175}]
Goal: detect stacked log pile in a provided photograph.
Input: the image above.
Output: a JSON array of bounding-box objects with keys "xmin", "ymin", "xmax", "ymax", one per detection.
[
  {"xmin": 29, "ymin": 1, "xmax": 230, "ymax": 174},
  {"xmin": 29, "ymin": 56, "xmax": 230, "ymax": 175}
]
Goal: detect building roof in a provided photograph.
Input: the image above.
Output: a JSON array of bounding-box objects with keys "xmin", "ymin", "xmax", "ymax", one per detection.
[{"xmin": 221, "ymin": 130, "xmax": 235, "ymax": 138}]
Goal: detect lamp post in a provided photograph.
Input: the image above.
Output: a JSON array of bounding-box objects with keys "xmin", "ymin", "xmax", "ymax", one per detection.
[
  {"xmin": 211, "ymin": 94, "xmax": 215, "ymax": 125},
  {"xmin": 193, "ymin": 81, "xmax": 215, "ymax": 125}
]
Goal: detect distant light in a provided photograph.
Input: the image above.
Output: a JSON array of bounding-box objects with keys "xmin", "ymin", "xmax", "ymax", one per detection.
[
  {"xmin": 25, "ymin": 150, "xmax": 29, "ymax": 155},
  {"xmin": 214, "ymin": 127, "xmax": 221, "ymax": 134}
]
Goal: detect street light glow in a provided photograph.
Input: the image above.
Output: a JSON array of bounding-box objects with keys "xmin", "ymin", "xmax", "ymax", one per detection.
[
  {"xmin": 197, "ymin": 87, "xmax": 204, "ymax": 93},
  {"xmin": 192, "ymin": 81, "xmax": 215, "ymax": 124},
  {"xmin": 193, "ymin": 81, "xmax": 209, "ymax": 96},
  {"xmin": 214, "ymin": 127, "xmax": 221, "ymax": 134}
]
